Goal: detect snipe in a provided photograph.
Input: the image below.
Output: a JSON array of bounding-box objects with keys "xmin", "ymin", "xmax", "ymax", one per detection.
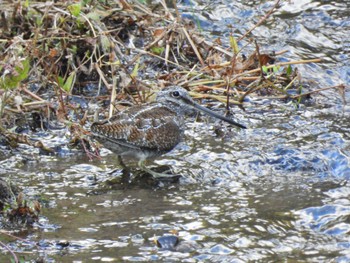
[{"xmin": 91, "ymin": 86, "xmax": 246, "ymax": 178}]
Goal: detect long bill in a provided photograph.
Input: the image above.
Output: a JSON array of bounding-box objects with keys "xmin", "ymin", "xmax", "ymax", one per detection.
[{"xmin": 192, "ymin": 102, "xmax": 247, "ymax": 129}]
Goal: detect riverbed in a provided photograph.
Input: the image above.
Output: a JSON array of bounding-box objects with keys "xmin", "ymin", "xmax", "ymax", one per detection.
[{"xmin": 0, "ymin": 0, "xmax": 349, "ymax": 262}]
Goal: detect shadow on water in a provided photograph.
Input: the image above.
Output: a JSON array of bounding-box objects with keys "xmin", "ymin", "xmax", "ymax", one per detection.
[{"xmin": 1, "ymin": 0, "xmax": 350, "ymax": 261}]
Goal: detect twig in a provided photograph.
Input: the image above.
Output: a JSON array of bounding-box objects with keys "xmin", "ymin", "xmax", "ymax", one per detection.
[
  {"xmin": 164, "ymin": 32, "xmax": 172, "ymax": 66},
  {"xmin": 172, "ymin": 0, "xmax": 181, "ymax": 22},
  {"xmin": 238, "ymin": 0, "xmax": 281, "ymax": 41},
  {"xmin": 159, "ymin": 0, "xmax": 175, "ymax": 20},
  {"xmin": 290, "ymin": 84, "xmax": 346, "ymax": 99},
  {"xmin": 182, "ymin": 27, "xmax": 205, "ymax": 66},
  {"xmin": 0, "ymin": 240, "xmax": 19, "ymax": 263},
  {"xmin": 21, "ymin": 87, "xmax": 45, "ymax": 101},
  {"xmin": 254, "ymin": 40, "xmax": 265, "ymax": 80},
  {"xmin": 109, "ymin": 72, "xmax": 118, "ymax": 119},
  {"xmin": 133, "ymin": 48, "xmax": 185, "ymax": 69},
  {"xmin": 94, "ymin": 63, "xmax": 112, "ymax": 90}
]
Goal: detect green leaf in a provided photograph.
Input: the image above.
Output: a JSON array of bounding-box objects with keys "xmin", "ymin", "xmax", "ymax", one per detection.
[
  {"xmin": 286, "ymin": 65, "xmax": 293, "ymax": 76},
  {"xmin": 273, "ymin": 65, "xmax": 280, "ymax": 73},
  {"xmin": 57, "ymin": 76, "xmax": 65, "ymax": 88},
  {"xmin": 262, "ymin": 65, "xmax": 268, "ymax": 74},
  {"xmin": 100, "ymin": 35, "xmax": 111, "ymax": 53},
  {"xmin": 62, "ymin": 72, "xmax": 76, "ymax": 93},
  {"xmin": 150, "ymin": 46, "xmax": 164, "ymax": 55},
  {"xmin": 131, "ymin": 60, "xmax": 140, "ymax": 78},
  {"xmin": 35, "ymin": 15, "xmax": 43, "ymax": 26},
  {"xmin": 70, "ymin": 44, "xmax": 78, "ymax": 55},
  {"xmin": 229, "ymin": 35, "xmax": 239, "ymax": 55},
  {"xmin": 68, "ymin": 3, "xmax": 81, "ymax": 17},
  {"xmin": 24, "ymin": 0, "xmax": 29, "ymax": 8},
  {"xmin": 0, "ymin": 58, "xmax": 30, "ymax": 90}
]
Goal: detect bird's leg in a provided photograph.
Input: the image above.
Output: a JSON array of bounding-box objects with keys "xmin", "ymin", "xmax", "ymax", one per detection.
[
  {"xmin": 137, "ymin": 160, "xmax": 178, "ymax": 178},
  {"xmin": 117, "ymin": 155, "xmax": 129, "ymax": 170},
  {"xmin": 106, "ymin": 155, "xmax": 127, "ymax": 175}
]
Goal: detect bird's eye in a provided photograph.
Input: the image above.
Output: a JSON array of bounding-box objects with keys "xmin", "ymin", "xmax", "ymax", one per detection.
[{"xmin": 172, "ymin": 91, "xmax": 180, "ymax": 97}]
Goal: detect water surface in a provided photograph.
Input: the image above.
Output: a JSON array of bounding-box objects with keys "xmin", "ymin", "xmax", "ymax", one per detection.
[{"xmin": 1, "ymin": 0, "xmax": 350, "ymax": 262}]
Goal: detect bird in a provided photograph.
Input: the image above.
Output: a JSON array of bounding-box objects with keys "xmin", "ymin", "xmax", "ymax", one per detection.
[{"xmin": 91, "ymin": 86, "xmax": 246, "ymax": 178}]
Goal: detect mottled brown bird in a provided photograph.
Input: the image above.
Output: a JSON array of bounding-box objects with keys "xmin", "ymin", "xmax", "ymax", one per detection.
[{"xmin": 91, "ymin": 86, "xmax": 246, "ymax": 177}]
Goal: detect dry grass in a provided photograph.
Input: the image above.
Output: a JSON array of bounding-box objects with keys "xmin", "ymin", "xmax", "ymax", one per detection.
[{"xmin": 0, "ymin": 0, "xmax": 345, "ymax": 150}]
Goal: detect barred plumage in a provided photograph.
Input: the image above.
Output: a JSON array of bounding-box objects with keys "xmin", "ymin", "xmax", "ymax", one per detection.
[{"xmin": 91, "ymin": 86, "xmax": 246, "ymax": 177}]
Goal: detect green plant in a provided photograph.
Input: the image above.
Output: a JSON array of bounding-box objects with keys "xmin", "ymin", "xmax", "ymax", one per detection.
[
  {"xmin": 0, "ymin": 59, "xmax": 30, "ymax": 90},
  {"xmin": 0, "ymin": 58, "xmax": 30, "ymax": 118},
  {"xmin": 57, "ymin": 72, "xmax": 76, "ymax": 94}
]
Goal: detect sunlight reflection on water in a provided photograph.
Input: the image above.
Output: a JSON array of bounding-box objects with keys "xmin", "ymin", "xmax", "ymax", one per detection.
[{"xmin": 1, "ymin": 0, "xmax": 350, "ymax": 262}]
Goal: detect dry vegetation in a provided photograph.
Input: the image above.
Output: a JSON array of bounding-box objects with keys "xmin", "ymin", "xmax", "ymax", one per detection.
[{"xmin": 0, "ymin": 0, "xmax": 345, "ymax": 151}]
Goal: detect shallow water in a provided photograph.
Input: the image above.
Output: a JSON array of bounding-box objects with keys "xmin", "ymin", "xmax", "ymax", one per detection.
[{"xmin": 1, "ymin": 0, "xmax": 350, "ymax": 262}]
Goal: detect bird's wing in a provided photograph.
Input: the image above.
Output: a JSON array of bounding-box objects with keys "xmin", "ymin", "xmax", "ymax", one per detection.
[{"xmin": 91, "ymin": 105, "xmax": 182, "ymax": 152}]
